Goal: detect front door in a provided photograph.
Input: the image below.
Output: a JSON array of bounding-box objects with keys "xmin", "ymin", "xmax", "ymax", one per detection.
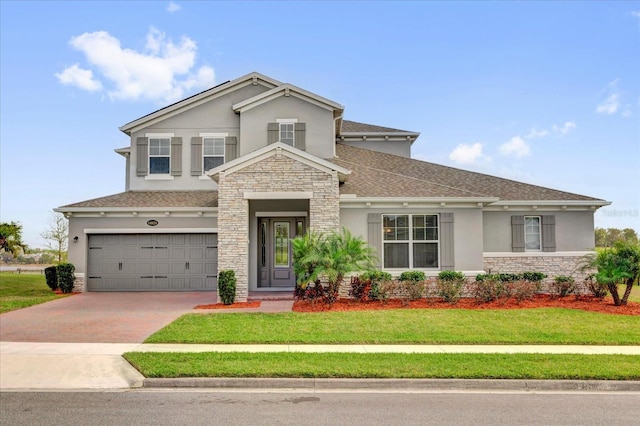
[{"xmin": 258, "ymin": 217, "xmax": 304, "ymax": 288}]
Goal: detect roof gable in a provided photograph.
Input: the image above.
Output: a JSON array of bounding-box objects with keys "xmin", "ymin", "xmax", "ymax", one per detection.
[
  {"xmin": 119, "ymin": 72, "xmax": 282, "ymax": 134},
  {"xmin": 232, "ymin": 83, "xmax": 344, "ymax": 117},
  {"xmin": 207, "ymin": 142, "xmax": 351, "ymax": 183}
]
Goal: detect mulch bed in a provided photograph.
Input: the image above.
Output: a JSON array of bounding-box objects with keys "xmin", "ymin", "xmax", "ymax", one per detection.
[
  {"xmin": 293, "ymin": 295, "xmax": 640, "ymax": 316},
  {"xmin": 195, "ymin": 301, "xmax": 261, "ymax": 309}
]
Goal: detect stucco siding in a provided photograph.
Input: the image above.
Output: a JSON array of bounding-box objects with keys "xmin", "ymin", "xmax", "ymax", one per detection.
[
  {"xmin": 341, "ymin": 140, "xmax": 411, "ymax": 158},
  {"xmin": 239, "ymin": 96, "xmax": 335, "ymax": 158},
  {"xmin": 483, "ymin": 210, "xmax": 595, "ymax": 252}
]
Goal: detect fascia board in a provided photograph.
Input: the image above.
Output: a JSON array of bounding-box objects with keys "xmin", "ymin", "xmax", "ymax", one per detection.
[
  {"xmin": 339, "ymin": 196, "xmax": 499, "ymax": 208},
  {"xmin": 120, "ymin": 73, "xmax": 281, "ymax": 134},
  {"xmin": 487, "ymin": 200, "xmax": 611, "ymax": 207},
  {"xmin": 55, "ymin": 207, "xmax": 218, "ymax": 213}
]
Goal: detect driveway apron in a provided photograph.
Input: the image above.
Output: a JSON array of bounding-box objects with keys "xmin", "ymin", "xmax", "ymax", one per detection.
[{"xmin": 0, "ymin": 292, "xmax": 216, "ymax": 343}]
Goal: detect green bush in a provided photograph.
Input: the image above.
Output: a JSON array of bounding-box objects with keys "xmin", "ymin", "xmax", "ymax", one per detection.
[
  {"xmin": 583, "ymin": 274, "xmax": 608, "ymax": 300},
  {"xmin": 436, "ymin": 271, "xmax": 465, "ymax": 304},
  {"xmin": 361, "ymin": 270, "xmax": 392, "ymax": 301},
  {"xmin": 550, "ymin": 276, "xmax": 576, "ymax": 298},
  {"xmin": 56, "ymin": 263, "xmax": 75, "ymax": 294},
  {"xmin": 522, "ymin": 271, "xmax": 547, "ymax": 282},
  {"xmin": 218, "ymin": 270, "xmax": 236, "ymax": 305},
  {"xmin": 44, "ymin": 266, "xmax": 58, "ymax": 291},
  {"xmin": 509, "ymin": 280, "xmax": 540, "ymax": 302},
  {"xmin": 473, "ymin": 278, "xmax": 508, "ymax": 303},
  {"xmin": 399, "ymin": 270, "xmax": 426, "ymax": 282},
  {"xmin": 398, "ymin": 279, "xmax": 425, "ymax": 301}
]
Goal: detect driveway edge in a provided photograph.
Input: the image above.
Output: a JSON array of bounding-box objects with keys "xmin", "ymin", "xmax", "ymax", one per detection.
[{"xmin": 143, "ymin": 378, "xmax": 640, "ymax": 392}]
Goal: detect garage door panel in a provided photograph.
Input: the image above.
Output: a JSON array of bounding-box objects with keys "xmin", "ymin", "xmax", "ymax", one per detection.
[{"xmin": 88, "ymin": 233, "xmax": 217, "ymax": 292}]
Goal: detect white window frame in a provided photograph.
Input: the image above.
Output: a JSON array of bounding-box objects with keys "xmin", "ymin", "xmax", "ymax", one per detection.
[
  {"xmin": 382, "ymin": 214, "xmax": 440, "ymax": 269},
  {"xmin": 524, "ymin": 216, "xmax": 542, "ymax": 252},
  {"xmin": 148, "ymin": 137, "xmax": 171, "ymax": 175},
  {"xmin": 202, "ymin": 136, "xmax": 225, "ymax": 173}
]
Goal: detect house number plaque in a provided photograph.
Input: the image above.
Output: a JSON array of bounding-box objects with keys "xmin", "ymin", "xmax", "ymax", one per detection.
[{"xmin": 147, "ymin": 220, "xmax": 159, "ymax": 227}]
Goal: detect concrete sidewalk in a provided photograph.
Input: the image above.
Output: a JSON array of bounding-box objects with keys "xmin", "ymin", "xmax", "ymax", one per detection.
[{"xmin": 2, "ymin": 342, "xmax": 639, "ymax": 391}]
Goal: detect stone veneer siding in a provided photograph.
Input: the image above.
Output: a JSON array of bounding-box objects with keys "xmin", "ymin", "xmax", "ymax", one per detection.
[
  {"xmin": 483, "ymin": 253, "xmax": 592, "ymax": 293},
  {"xmin": 217, "ymin": 152, "xmax": 340, "ymax": 302}
]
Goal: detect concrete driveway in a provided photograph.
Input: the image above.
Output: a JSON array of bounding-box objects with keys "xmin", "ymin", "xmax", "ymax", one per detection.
[{"xmin": 0, "ymin": 292, "xmax": 216, "ymax": 343}]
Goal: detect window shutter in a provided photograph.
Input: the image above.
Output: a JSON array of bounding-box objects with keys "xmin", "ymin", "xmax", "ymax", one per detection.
[
  {"xmin": 367, "ymin": 213, "xmax": 382, "ymax": 268},
  {"xmin": 170, "ymin": 137, "xmax": 182, "ymax": 176},
  {"xmin": 136, "ymin": 137, "xmax": 148, "ymax": 176},
  {"xmin": 541, "ymin": 215, "xmax": 556, "ymax": 252},
  {"xmin": 295, "ymin": 122, "xmax": 306, "ymax": 151},
  {"xmin": 511, "ymin": 216, "xmax": 525, "ymax": 252},
  {"xmin": 190, "ymin": 137, "xmax": 203, "ymax": 176},
  {"xmin": 440, "ymin": 213, "xmax": 455, "ymax": 269},
  {"xmin": 267, "ymin": 122, "xmax": 279, "ymax": 144},
  {"xmin": 225, "ymin": 136, "xmax": 238, "ymax": 162}
]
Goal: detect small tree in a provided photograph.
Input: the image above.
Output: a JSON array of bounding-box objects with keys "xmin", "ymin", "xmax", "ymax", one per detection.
[
  {"xmin": 579, "ymin": 241, "xmax": 640, "ymax": 306},
  {"xmin": 218, "ymin": 270, "xmax": 237, "ymax": 305},
  {"xmin": 0, "ymin": 221, "xmax": 28, "ymax": 256},
  {"xmin": 41, "ymin": 213, "xmax": 68, "ymax": 264}
]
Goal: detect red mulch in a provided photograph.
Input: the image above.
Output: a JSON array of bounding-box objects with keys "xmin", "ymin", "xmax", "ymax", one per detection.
[
  {"xmin": 195, "ymin": 301, "xmax": 261, "ymax": 309},
  {"xmin": 53, "ymin": 290, "xmax": 80, "ymax": 295},
  {"xmin": 293, "ymin": 295, "xmax": 640, "ymax": 316}
]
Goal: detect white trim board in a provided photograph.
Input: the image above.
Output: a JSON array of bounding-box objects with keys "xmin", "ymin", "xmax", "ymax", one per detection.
[{"xmin": 83, "ymin": 228, "xmax": 218, "ymax": 234}]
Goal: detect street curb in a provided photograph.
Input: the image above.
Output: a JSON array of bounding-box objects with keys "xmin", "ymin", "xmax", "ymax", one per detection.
[{"xmin": 143, "ymin": 378, "xmax": 640, "ymax": 392}]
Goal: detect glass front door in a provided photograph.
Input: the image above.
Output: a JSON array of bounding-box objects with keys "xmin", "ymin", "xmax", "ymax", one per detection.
[{"xmin": 258, "ymin": 217, "xmax": 304, "ymax": 288}]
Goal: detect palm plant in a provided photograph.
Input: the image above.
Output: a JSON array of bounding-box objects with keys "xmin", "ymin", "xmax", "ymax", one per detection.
[{"xmin": 579, "ymin": 241, "xmax": 640, "ymax": 306}]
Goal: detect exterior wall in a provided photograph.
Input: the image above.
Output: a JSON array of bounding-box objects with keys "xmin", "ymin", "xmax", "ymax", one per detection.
[
  {"xmin": 67, "ymin": 214, "xmax": 217, "ymax": 292},
  {"xmin": 239, "ymin": 96, "xmax": 335, "ymax": 159},
  {"xmin": 128, "ymin": 84, "xmax": 268, "ymax": 191},
  {"xmin": 339, "ymin": 207, "xmax": 484, "ymax": 273},
  {"xmin": 483, "ymin": 210, "xmax": 596, "ymax": 252},
  {"xmin": 217, "ymin": 152, "xmax": 340, "ymax": 301},
  {"xmin": 341, "ymin": 140, "xmax": 411, "ymax": 158}
]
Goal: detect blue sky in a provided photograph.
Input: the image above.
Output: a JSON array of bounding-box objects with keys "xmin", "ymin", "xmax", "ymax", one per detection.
[{"xmin": 1, "ymin": 1, "xmax": 639, "ymax": 249}]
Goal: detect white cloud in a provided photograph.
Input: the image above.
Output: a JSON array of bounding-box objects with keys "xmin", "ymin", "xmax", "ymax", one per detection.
[
  {"xmin": 55, "ymin": 64, "xmax": 103, "ymax": 92},
  {"xmin": 596, "ymin": 93, "xmax": 620, "ymax": 115},
  {"xmin": 552, "ymin": 121, "xmax": 577, "ymax": 136},
  {"xmin": 499, "ymin": 136, "xmax": 530, "ymax": 158},
  {"xmin": 167, "ymin": 2, "xmax": 181, "ymax": 12},
  {"xmin": 448, "ymin": 143, "xmax": 491, "ymax": 165},
  {"xmin": 57, "ymin": 28, "xmax": 215, "ymax": 103},
  {"xmin": 525, "ymin": 127, "xmax": 549, "ymax": 139}
]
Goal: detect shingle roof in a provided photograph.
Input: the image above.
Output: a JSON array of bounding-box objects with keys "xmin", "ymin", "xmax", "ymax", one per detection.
[
  {"xmin": 334, "ymin": 144, "xmax": 602, "ymax": 201},
  {"xmin": 340, "ymin": 120, "xmax": 415, "ymax": 134},
  {"xmin": 59, "ymin": 191, "xmax": 218, "ymax": 208}
]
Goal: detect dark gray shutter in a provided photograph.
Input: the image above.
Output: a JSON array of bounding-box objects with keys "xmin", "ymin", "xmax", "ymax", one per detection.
[
  {"xmin": 440, "ymin": 213, "xmax": 455, "ymax": 269},
  {"xmin": 542, "ymin": 215, "xmax": 556, "ymax": 252},
  {"xmin": 511, "ymin": 215, "xmax": 525, "ymax": 252},
  {"xmin": 295, "ymin": 122, "xmax": 306, "ymax": 151},
  {"xmin": 268, "ymin": 122, "xmax": 279, "ymax": 144},
  {"xmin": 191, "ymin": 137, "xmax": 203, "ymax": 176},
  {"xmin": 170, "ymin": 137, "xmax": 182, "ymax": 176},
  {"xmin": 136, "ymin": 137, "xmax": 148, "ymax": 176},
  {"xmin": 225, "ymin": 136, "xmax": 238, "ymax": 162},
  {"xmin": 367, "ymin": 213, "xmax": 382, "ymax": 268}
]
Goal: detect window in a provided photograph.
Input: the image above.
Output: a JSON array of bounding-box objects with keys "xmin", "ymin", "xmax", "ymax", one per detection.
[
  {"xmin": 149, "ymin": 138, "xmax": 170, "ymax": 174},
  {"xmin": 279, "ymin": 123, "xmax": 294, "ymax": 146},
  {"xmin": 383, "ymin": 214, "xmax": 439, "ymax": 269},
  {"xmin": 203, "ymin": 137, "xmax": 224, "ymax": 172},
  {"xmin": 524, "ymin": 216, "xmax": 541, "ymax": 251}
]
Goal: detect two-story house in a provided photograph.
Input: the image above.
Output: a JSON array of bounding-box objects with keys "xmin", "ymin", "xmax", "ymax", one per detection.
[{"xmin": 57, "ymin": 72, "xmax": 609, "ymax": 301}]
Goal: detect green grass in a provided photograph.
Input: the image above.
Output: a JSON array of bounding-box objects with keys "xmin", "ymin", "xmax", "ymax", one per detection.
[
  {"xmin": 146, "ymin": 308, "xmax": 640, "ymax": 345},
  {"xmin": 123, "ymin": 352, "xmax": 640, "ymax": 380},
  {"xmin": 629, "ymin": 284, "xmax": 640, "ymax": 302},
  {"xmin": 0, "ymin": 272, "xmax": 67, "ymax": 313}
]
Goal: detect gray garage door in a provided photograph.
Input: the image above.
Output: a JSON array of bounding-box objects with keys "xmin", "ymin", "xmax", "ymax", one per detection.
[{"xmin": 87, "ymin": 234, "xmax": 217, "ymax": 291}]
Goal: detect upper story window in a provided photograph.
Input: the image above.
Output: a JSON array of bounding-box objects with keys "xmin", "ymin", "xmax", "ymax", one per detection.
[
  {"xmin": 524, "ymin": 216, "xmax": 541, "ymax": 251},
  {"xmin": 279, "ymin": 123, "xmax": 295, "ymax": 146},
  {"xmin": 383, "ymin": 214, "xmax": 439, "ymax": 269},
  {"xmin": 203, "ymin": 137, "xmax": 225, "ymax": 172},
  {"xmin": 149, "ymin": 138, "xmax": 171, "ymax": 174}
]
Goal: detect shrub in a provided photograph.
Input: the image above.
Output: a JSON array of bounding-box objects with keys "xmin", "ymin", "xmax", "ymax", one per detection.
[
  {"xmin": 509, "ymin": 280, "xmax": 539, "ymax": 303},
  {"xmin": 376, "ymin": 280, "xmax": 398, "ymax": 303},
  {"xmin": 473, "ymin": 278, "xmax": 508, "ymax": 303},
  {"xmin": 44, "ymin": 266, "xmax": 58, "ymax": 291},
  {"xmin": 550, "ymin": 275, "xmax": 576, "ymax": 298},
  {"xmin": 361, "ymin": 270, "xmax": 392, "ymax": 301},
  {"xmin": 436, "ymin": 271, "xmax": 465, "ymax": 304},
  {"xmin": 218, "ymin": 270, "xmax": 236, "ymax": 305},
  {"xmin": 583, "ymin": 274, "xmax": 608, "ymax": 300},
  {"xmin": 398, "ymin": 279, "xmax": 425, "ymax": 302},
  {"xmin": 522, "ymin": 272, "xmax": 547, "ymax": 283},
  {"xmin": 56, "ymin": 263, "xmax": 75, "ymax": 294},
  {"xmin": 294, "ymin": 281, "xmax": 326, "ymax": 304},
  {"xmin": 349, "ymin": 276, "xmax": 372, "ymax": 302},
  {"xmin": 399, "ymin": 270, "xmax": 426, "ymax": 282}
]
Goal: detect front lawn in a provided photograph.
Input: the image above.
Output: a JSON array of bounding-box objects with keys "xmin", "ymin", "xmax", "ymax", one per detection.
[
  {"xmin": 124, "ymin": 352, "xmax": 640, "ymax": 380},
  {"xmin": 0, "ymin": 272, "xmax": 67, "ymax": 314},
  {"xmin": 146, "ymin": 308, "xmax": 640, "ymax": 345}
]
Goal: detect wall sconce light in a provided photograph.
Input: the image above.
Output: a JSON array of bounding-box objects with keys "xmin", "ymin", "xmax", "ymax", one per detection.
[{"xmin": 73, "ymin": 236, "xmax": 79, "ymax": 243}]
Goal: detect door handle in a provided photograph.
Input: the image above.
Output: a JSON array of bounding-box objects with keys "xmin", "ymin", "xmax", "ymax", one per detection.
[
  {"xmin": 119, "ymin": 262, "xmax": 122, "ymax": 271},
  {"xmin": 186, "ymin": 261, "xmax": 190, "ymax": 270}
]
